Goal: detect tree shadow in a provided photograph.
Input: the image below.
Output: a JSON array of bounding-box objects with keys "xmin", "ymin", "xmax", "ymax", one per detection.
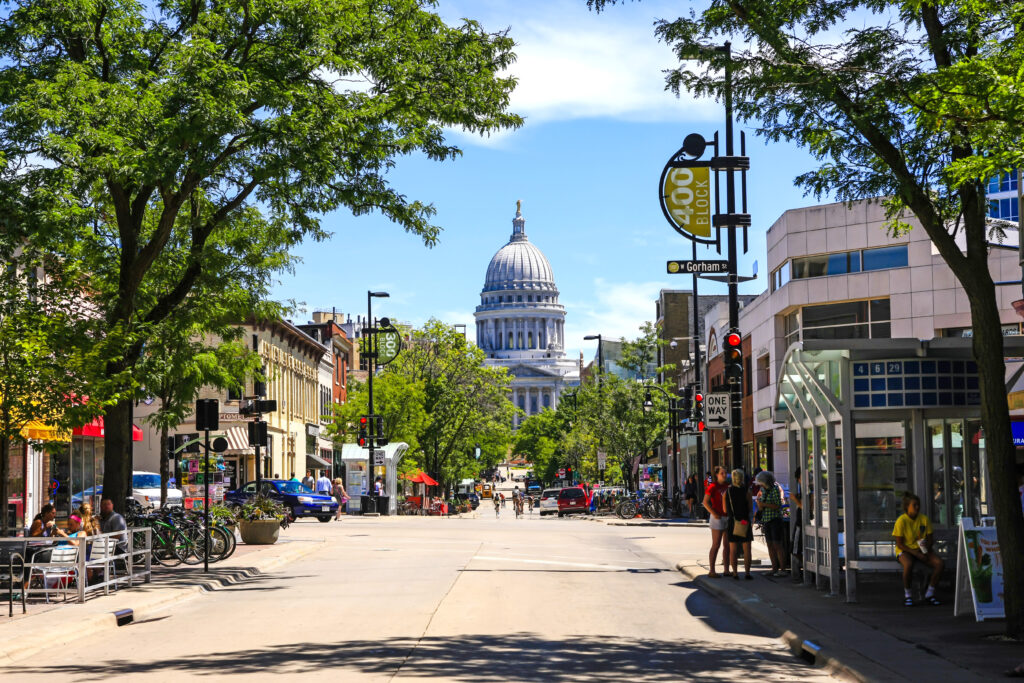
[{"xmin": 6, "ymin": 633, "xmax": 815, "ymax": 681}]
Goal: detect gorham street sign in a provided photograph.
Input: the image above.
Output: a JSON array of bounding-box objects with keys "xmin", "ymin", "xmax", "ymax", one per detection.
[{"xmin": 667, "ymin": 260, "xmax": 730, "ymax": 275}]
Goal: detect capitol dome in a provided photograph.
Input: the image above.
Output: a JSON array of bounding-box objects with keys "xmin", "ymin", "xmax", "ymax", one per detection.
[{"xmin": 482, "ymin": 204, "xmax": 556, "ymax": 293}]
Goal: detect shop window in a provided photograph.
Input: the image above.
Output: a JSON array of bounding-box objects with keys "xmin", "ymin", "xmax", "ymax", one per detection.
[{"xmin": 771, "ymin": 261, "xmax": 791, "ymax": 292}]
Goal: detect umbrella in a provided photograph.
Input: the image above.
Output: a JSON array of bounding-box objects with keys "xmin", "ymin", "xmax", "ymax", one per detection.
[{"xmin": 406, "ymin": 470, "xmax": 439, "ymax": 487}]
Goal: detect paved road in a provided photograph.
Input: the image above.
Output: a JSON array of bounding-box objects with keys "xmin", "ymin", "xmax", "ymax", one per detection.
[{"xmin": 4, "ymin": 513, "xmax": 836, "ymax": 681}]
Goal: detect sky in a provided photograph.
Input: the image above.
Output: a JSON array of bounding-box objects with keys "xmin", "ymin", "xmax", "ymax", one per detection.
[{"xmin": 272, "ymin": 0, "xmax": 829, "ymax": 361}]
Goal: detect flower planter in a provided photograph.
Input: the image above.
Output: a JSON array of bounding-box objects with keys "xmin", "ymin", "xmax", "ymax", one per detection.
[{"xmin": 238, "ymin": 519, "xmax": 281, "ymax": 545}]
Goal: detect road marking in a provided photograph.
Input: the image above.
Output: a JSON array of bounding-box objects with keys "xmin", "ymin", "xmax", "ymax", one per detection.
[{"xmin": 472, "ymin": 555, "xmax": 654, "ymax": 571}]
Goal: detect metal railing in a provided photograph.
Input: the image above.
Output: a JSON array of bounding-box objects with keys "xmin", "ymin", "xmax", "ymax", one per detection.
[{"xmin": 19, "ymin": 528, "xmax": 152, "ymax": 604}]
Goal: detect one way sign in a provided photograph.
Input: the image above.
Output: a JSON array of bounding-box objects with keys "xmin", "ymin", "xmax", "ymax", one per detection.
[{"xmin": 705, "ymin": 393, "xmax": 732, "ymax": 429}]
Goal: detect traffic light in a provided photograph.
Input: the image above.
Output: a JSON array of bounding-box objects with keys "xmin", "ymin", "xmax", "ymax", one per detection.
[
  {"xmin": 566, "ymin": 466, "xmax": 573, "ymax": 482},
  {"xmin": 358, "ymin": 416, "xmax": 370, "ymax": 448},
  {"xmin": 724, "ymin": 329, "xmax": 743, "ymax": 384},
  {"xmin": 679, "ymin": 385, "xmax": 693, "ymax": 425},
  {"xmin": 248, "ymin": 420, "xmax": 268, "ymax": 447},
  {"xmin": 692, "ymin": 391, "xmax": 705, "ymax": 432},
  {"xmin": 374, "ymin": 415, "xmax": 389, "ymax": 447}
]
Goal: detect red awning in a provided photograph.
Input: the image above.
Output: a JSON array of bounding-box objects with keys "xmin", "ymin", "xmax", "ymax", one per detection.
[
  {"xmin": 405, "ymin": 471, "xmax": 439, "ymax": 487},
  {"xmin": 73, "ymin": 417, "xmax": 144, "ymax": 442}
]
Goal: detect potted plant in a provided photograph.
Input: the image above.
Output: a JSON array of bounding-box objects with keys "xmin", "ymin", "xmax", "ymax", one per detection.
[
  {"xmin": 238, "ymin": 495, "xmax": 287, "ymax": 545},
  {"xmin": 209, "ymin": 503, "xmax": 238, "ymax": 531}
]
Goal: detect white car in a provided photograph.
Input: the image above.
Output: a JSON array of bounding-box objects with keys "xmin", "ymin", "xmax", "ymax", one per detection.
[
  {"xmin": 539, "ymin": 488, "xmax": 561, "ymax": 516},
  {"xmin": 132, "ymin": 471, "xmax": 183, "ymax": 508}
]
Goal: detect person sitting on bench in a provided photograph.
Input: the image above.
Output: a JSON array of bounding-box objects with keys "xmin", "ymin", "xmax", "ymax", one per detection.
[{"xmin": 892, "ymin": 492, "xmax": 943, "ymax": 606}]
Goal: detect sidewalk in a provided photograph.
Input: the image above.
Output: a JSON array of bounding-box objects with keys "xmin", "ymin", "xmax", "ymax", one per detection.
[
  {"xmin": 677, "ymin": 555, "xmax": 1021, "ymax": 682},
  {"xmin": 573, "ymin": 513, "xmax": 708, "ymax": 527},
  {"xmin": 0, "ymin": 528, "xmax": 326, "ymax": 666}
]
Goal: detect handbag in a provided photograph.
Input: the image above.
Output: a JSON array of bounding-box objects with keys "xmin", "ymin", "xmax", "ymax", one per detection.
[{"xmin": 727, "ymin": 488, "xmax": 749, "ymax": 538}]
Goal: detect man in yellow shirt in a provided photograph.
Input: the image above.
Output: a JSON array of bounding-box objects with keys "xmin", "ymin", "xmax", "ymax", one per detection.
[{"xmin": 892, "ymin": 493, "xmax": 944, "ymax": 606}]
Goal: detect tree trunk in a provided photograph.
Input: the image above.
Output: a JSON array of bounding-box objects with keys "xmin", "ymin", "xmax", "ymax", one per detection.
[
  {"xmin": 967, "ymin": 281, "xmax": 1024, "ymax": 639},
  {"xmin": 103, "ymin": 398, "xmax": 134, "ymax": 514},
  {"xmin": 0, "ymin": 433, "xmax": 9, "ymax": 537},
  {"xmin": 160, "ymin": 423, "xmax": 169, "ymax": 508}
]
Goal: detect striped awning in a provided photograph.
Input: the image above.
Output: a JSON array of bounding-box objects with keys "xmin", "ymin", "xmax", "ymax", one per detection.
[{"xmin": 224, "ymin": 425, "xmax": 254, "ymax": 454}]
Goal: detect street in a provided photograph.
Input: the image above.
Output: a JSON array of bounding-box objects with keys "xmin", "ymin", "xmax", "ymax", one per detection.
[{"xmin": 4, "ymin": 508, "xmax": 834, "ymax": 682}]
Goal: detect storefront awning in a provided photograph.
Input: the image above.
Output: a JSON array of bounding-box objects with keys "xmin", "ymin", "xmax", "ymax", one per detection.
[
  {"xmin": 19, "ymin": 420, "xmax": 71, "ymax": 443},
  {"xmin": 223, "ymin": 425, "xmax": 254, "ymax": 454},
  {"xmin": 72, "ymin": 417, "xmax": 144, "ymax": 441},
  {"xmin": 306, "ymin": 452, "xmax": 331, "ymax": 468}
]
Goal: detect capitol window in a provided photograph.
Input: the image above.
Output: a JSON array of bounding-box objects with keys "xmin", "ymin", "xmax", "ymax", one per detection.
[{"xmin": 517, "ymin": 295, "xmax": 523, "ymax": 302}]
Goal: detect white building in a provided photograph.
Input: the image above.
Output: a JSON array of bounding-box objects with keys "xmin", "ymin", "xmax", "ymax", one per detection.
[{"xmin": 474, "ymin": 202, "xmax": 579, "ymax": 424}]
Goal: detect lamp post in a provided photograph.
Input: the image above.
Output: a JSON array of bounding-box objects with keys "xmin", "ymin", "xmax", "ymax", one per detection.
[
  {"xmin": 584, "ymin": 334, "xmax": 604, "ymax": 380},
  {"xmin": 643, "ymin": 384, "xmax": 678, "ymax": 517},
  {"xmin": 365, "ymin": 290, "xmax": 389, "ymax": 512}
]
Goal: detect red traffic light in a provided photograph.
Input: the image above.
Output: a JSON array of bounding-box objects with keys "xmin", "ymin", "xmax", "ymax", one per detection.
[
  {"xmin": 697, "ymin": 421, "xmax": 705, "ymax": 432},
  {"xmin": 726, "ymin": 332, "xmax": 741, "ymax": 347},
  {"xmin": 694, "ymin": 393, "xmax": 703, "ymax": 402},
  {"xmin": 359, "ymin": 416, "xmax": 369, "ymax": 426}
]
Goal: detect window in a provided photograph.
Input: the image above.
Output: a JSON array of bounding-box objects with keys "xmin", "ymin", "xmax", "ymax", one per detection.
[
  {"xmin": 771, "ymin": 261, "xmax": 791, "ymax": 292},
  {"xmin": 861, "ymin": 245, "xmax": 908, "ymax": 271},
  {"xmin": 988, "ymin": 169, "xmax": 1018, "ymax": 194},
  {"xmin": 756, "ymin": 354, "xmax": 770, "ymax": 389},
  {"xmin": 787, "ymin": 298, "xmax": 891, "ymax": 343},
  {"xmin": 227, "ymin": 384, "xmax": 243, "ymax": 401},
  {"xmin": 517, "ymin": 295, "xmax": 523, "ymax": 302},
  {"xmin": 990, "ymin": 196, "xmax": 1020, "ymax": 221}
]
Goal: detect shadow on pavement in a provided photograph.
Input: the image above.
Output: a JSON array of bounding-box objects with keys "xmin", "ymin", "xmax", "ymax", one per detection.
[
  {"xmin": 6, "ymin": 633, "xmax": 815, "ymax": 681},
  {"xmin": 679, "ymin": 584, "xmax": 768, "ymax": 638}
]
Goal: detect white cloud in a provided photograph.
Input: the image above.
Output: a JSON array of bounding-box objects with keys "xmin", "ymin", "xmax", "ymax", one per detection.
[
  {"xmin": 563, "ymin": 277, "xmax": 669, "ymax": 358},
  {"xmin": 439, "ymin": 1, "xmax": 721, "ymax": 147}
]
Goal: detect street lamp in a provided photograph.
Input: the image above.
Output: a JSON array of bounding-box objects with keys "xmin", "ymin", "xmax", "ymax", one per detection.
[
  {"xmin": 584, "ymin": 334, "xmax": 604, "ymax": 377},
  {"xmin": 365, "ymin": 290, "xmax": 389, "ymax": 513},
  {"xmin": 642, "ymin": 388, "xmax": 654, "ymax": 413}
]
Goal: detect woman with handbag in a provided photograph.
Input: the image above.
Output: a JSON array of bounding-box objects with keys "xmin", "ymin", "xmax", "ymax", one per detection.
[
  {"xmin": 725, "ymin": 469, "xmax": 754, "ymax": 580},
  {"xmin": 332, "ymin": 478, "xmax": 349, "ymax": 521}
]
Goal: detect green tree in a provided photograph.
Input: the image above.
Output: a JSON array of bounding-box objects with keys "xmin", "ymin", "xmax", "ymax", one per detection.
[
  {"xmin": 0, "ymin": 0, "xmax": 521, "ymax": 509},
  {"xmin": 336, "ymin": 320, "xmax": 516, "ymax": 492},
  {"xmin": 590, "ymin": 0, "xmax": 1024, "ymax": 637},
  {"xmin": 0, "ymin": 246, "xmax": 96, "ymax": 534},
  {"xmin": 513, "ymin": 408, "xmax": 565, "ymax": 481}
]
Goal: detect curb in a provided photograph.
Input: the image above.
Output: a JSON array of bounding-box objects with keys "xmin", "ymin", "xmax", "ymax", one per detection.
[
  {"xmin": 675, "ymin": 562, "xmax": 901, "ymax": 683},
  {"xmin": 0, "ymin": 538, "xmax": 326, "ymax": 666}
]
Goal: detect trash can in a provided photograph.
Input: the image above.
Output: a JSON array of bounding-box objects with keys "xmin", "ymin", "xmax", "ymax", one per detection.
[
  {"xmin": 377, "ymin": 496, "xmax": 390, "ymax": 516},
  {"xmin": 360, "ymin": 495, "xmax": 376, "ymax": 514}
]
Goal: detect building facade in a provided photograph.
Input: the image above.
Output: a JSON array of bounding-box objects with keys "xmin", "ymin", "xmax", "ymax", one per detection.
[
  {"xmin": 698, "ymin": 198, "xmax": 1024, "ymax": 599},
  {"xmin": 474, "ymin": 202, "xmax": 579, "ymax": 424}
]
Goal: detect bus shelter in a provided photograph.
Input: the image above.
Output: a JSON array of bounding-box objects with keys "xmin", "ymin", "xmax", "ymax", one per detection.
[
  {"xmin": 774, "ymin": 337, "xmax": 1024, "ymax": 601},
  {"xmin": 338, "ymin": 442, "xmax": 408, "ymax": 514}
]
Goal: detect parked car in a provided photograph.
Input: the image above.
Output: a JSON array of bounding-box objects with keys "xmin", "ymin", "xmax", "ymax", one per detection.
[
  {"xmin": 225, "ymin": 479, "xmax": 337, "ymax": 522},
  {"xmin": 71, "ymin": 471, "xmax": 184, "ymax": 509},
  {"xmin": 557, "ymin": 486, "xmax": 590, "ymax": 517},
  {"xmin": 539, "ymin": 488, "xmax": 561, "ymax": 516}
]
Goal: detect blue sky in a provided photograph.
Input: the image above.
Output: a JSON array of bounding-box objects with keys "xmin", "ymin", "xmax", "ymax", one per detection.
[{"xmin": 273, "ymin": 0, "xmax": 829, "ymax": 360}]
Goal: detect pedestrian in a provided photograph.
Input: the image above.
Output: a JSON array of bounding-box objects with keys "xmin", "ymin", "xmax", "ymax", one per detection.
[
  {"xmin": 374, "ymin": 476, "xmax": 383, "ymax": 496},
  {"xmin": 316, "ymin": 470, "xmax": 332, "ymax": 496},
  {"xmin": 301, "ymin": 470, "xmax": 314, "ymax": 490},
  {"xmin": 500, "ymin": 492, "xmax": 506, "ymax": 507},
  {"xmin": 684, "ymin": 475, "xmax": 698, "ymax": 518},
  {"xmin": 754, "ymin": 471, "xmax": 786, "ymax": 576},
  {"xmin": 702, "ymin": 466, "xmax": 732, "ymax": 578},
  {"xmin": 493, "ymin": 494, "xmax": 500, "ymax": 518},
  {"xmin": 726, "ymin": 468, "xmax": 754, "ymax": 580},
  {"xmin": 99, "ymin": 497, "xmax": 128, "ymax": 558},
  {"xmin": 332, "ymin": 478, "xmax": 349, "ymax": 520}
]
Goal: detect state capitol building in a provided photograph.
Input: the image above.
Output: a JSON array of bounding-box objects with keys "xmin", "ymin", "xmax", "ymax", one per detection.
[{"xmin": 474, "ymin": 201, "xmax": 580, "ymax": 425}]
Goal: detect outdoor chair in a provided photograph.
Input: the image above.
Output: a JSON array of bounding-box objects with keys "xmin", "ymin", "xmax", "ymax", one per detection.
[
  {"xmin": 0, "ymin": 540, "xmax": 27, "ymax": 616},
  {"xmin": 87, "ymin": 536, "xmax": 119, "ymax": 593},
  {"xmin": 28, "ymin": 543, "xmax": 79, "ymax": 603}
]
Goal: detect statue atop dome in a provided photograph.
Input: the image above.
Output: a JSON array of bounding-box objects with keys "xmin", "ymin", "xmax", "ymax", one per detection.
[
  {"xmin": 511, "ymin": 198, "xmax": 526, "ymax": 240},
  {"xmin": 516, "ymin": 199, "xmax": 521, "ymax": 213}
]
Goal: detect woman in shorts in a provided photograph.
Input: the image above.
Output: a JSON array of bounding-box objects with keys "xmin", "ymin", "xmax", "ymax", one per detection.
[{"xmin": 702, "ymin": 466, "xmax": 732, "ymax": 577}]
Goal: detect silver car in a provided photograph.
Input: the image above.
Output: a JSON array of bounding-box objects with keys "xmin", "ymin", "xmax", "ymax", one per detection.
[{"xmin": 539, "ymin": 488, "xmax": 561, "ymax": 516}]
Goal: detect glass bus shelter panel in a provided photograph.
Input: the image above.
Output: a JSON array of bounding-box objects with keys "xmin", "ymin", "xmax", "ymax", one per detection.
[
  {"xmin": 835, "ymin": 431, "xmax": 845, "ymax": 528},
  {"xmin": 804, "ymin": 428, "xmax": 814, "ymax": 523},
  {"xmin": 854, "ymin": 421, "xmax": 910, "ymax": 533},
  {"xmin": 818, "ymin": 425, "xmax": 829, "ymax": 527},
  {"xmin": 965, "ymin": 420, "xmax": 988, "ymax": 521}
]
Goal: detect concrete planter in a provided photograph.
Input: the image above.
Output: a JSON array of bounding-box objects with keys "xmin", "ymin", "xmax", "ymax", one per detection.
[{"xmin": 238, "ymin": 519, "xmax": 281, "ymax": 545}]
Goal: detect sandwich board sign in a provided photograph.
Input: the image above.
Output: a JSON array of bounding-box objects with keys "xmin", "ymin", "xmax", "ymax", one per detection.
[{"xmin": 954, "ymin": 518, "xmax": 1005, "ymax": 621}]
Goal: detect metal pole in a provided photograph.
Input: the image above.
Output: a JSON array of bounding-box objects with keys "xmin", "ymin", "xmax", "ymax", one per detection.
[
  {"xmin": 203, "ymin": 429, "xmax": 210, "ymax": 573},
  {"xmin": 1018, "ymin": 168, "xmax": 1023, "ymax": 300},
  {"xmin": 721, "ymin": 41, "xmax": 743, "ymax": 472},
  {"xmin": 366, "ymin": 291, "xmax": 375, "ymax": 512},
  {"xmin": 670, "ymin": 397, "xmax": 679, "ymax": 516},
  {"xmin": 692, "ymin": 240, "xmax": 705, "ymax": 495}
]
